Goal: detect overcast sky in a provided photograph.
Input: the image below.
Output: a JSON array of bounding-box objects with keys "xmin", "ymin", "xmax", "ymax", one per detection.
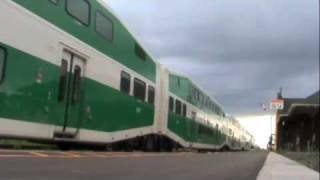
[{"xmin": 106, "ymin": 0, "xmax": 319, "ymax": 117}]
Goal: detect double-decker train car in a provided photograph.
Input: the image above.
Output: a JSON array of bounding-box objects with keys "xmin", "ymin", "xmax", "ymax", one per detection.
[
  {"xmin": 0, "ymin": 0, "xmax": 254, "ymax": 151},
  {"xmin": 157, "ymin": 70, "xmax": 254, "ymax": 151}
]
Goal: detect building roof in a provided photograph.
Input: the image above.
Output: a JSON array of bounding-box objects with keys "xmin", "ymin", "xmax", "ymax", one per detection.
[
  {"xmin": 279, "ymin": 90, "xmax": 319, "ymax": 115},
  {"xmin": 306, "ymin": 91, "xmax": 320, "ymax": 104}
]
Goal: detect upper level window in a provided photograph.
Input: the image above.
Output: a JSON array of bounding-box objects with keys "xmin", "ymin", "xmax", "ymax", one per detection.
[
  {"xmin": 135, "ymin": 43, "xmax": 146, "ymax": 61},
  {"xmin": 175, "ymin": 99, "xmax": 182, "ymax": 115},
  {"xmin": 133, "ymin": 78, "xmax": 146, "ymax": 101},
  {"xmin": 66, "ymin": 0, "xmax": 90, "ymax": 26},
  {"xmin": 120, "ymin": 71, "xmax": 130, "ymax": 94},
  {"xmin": 148, "ymin": 86, "xmax": 155, "ymax": 104},
  {"xmin": 183, "ymin": 104, "xmax": 187, "ymax": 117},
  {"xmin": 96, "ymin": 11, "xmax": 113, "ymax": 42},
  {"xmin": 169, "ymin": 96, "xmax": 174, "ymax": 112},
  {"xmin": 50, "ymin": 0, "xmax": 59, "ymax": 4},
  {"xmin": 0, "ymin": 47, "xmax": 6, "ymax": 83}
]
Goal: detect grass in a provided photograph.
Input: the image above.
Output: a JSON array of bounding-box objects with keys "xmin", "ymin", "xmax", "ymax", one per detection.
[{"xmin": 278, "ymin": 151, "xmax": 320, "ymax": 172}]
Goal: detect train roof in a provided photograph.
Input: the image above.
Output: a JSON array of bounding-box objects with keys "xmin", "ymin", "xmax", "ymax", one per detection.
[
  {"xmin": 99, "ymin": 1, "xmax": 232, "ymax": 119},
  {"xmin": 97, "ymin": 0, "xmax": 159, "ymax": 67},
  {"xmin": 168, "ymin": 70, "xmax": 225, "ymax": 111}
]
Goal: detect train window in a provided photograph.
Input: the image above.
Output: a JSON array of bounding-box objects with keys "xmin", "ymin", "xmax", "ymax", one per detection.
[
  {"xmin": 58, "ymin": 60, "xmax": 68, "ymax": 102},
  {"xmin": 66, "ymin": 0, "xmax": 90, "ymax": 26},
  {"xmin": 49, "ymin": 0, "xmax": 59, "ymax": 4},
  {"xmin": 169, "ymin": 96, "xmax": 174, "ymax": 112},
  {"xmin": 0, "ymin": 47, "xmax": 6, "ymax": 83},
  {"xmin": 120, "ymin": 71, "xmax": 130, "ymax": 94},
  {"xmin": 191, "ymin": 111, "xmax": 196, "ymax": 120},
  {"xmin": 217, "ymin": 107, "xmax": 221, "ymax": 116},
  {"xmin": 213, "ymin": 104, "xmax": 217, "ymax": 114},
  {"xmin": 96, "ymin": 11, "xmax": 113, "ymax": 42},
  {"xmin": 175, "ymin": 99, "xmax": 182, "ymax": 115},
  {"xmin": 133, "ymin": 78, "xmax": 146, "ymax": 101},
  {"xmin": 135, "ymin": 43, "xmax": 146, "ymax": 61},
  {"xmin": 182, "ymin": 104, "xmax": 187, "ymax": 117},
  {"xmin": 216, "ymin": 124, "xmax": 219, "ymax": 135},
  {"xmin": 198, "ymin": 125, "xmax": 202, "ymax": 134},
  {"xmin": 71, "ymin": 65, "xmax": 82, "ymax": 104},
  {"xmin": 147, "ymin": 86, "xmax": 155, "ymax": 104}
]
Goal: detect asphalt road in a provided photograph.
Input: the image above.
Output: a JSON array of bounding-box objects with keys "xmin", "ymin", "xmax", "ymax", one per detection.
[{"xmin": 0, "ymin": 150, "xmax": 268, "ymax": 180}]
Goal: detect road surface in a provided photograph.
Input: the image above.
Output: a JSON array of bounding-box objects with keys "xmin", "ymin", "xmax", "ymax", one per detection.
[{"xmin": 0, "ymin": 150, "xmax": 268, "ymax": 180}]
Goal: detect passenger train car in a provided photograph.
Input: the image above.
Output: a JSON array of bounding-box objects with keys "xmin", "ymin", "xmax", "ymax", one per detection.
[{"xmin": 0, "ymin": 0, "xmax": 254, "ymax": 151}]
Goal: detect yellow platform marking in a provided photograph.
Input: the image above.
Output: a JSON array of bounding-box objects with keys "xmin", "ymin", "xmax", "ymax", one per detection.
[
  {"xmin": 65, "ymin": 152, "xmax": 83, "ymax": 158},
  {"xmin": 29, "ymin": 151, "xmax": 49, "ymax": 157},
  {"xmin": 0, "ymin": 151, "xmax": 191, "ymax": 159},
  {"xmin": 0, "ymin": 155, "xmax": 34, "ymax": 158}
]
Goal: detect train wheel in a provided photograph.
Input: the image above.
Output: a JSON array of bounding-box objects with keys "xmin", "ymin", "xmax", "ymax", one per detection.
[{"xmin": 143, "ymin": 136, "xmax": 154, "ymax": 152}]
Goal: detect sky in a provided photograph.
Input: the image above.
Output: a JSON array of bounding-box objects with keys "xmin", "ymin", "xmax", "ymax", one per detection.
[{"xmin": 105, "ymin": 0, "xmax": 319, "ymax": 147}]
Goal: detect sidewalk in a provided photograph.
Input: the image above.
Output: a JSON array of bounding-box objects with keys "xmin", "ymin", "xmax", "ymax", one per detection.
[{"xmin": 257, "ymin": 152, "xmax": 319, "ymax": 180}]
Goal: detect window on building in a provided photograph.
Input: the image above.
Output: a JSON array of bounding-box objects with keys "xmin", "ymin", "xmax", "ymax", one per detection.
[
  {"xmin": 50, "ymin": 0, "xmax": 59, "ymax": 4},
  {"xmin": 147, "ymin": 86, "xmax": 155, "ymax": 104},
  {"xmin": 135, "ymin": 43, "xmax": 146, "ymax": 61},
  {"xmin": 120, "ymin": 71, "xmax": 130, "ymax": 94},
  {"xmin": 183, "ymin": 104, "xmax": 187, "ymax": 117},
  {"xmin": 169, "ymin": 96, "xmax": 174, "ymax": 112},
  {"xmin": 175, "ymin": 99, "xmax": 182, "ymax": 115},
  {"xmin": 0, "ymin": 47, "xmax": 6, "ymax": 83},
  {"xmin": 66, "ymin": 0, "xmax": 90, "ymax": 26},
  {"xmin": 96, "ymin": 11, "xmax": 113, "ymax": 42},
  {"xmin": 133, "ymin": 78, "xmax": 146, "ymax": 101}
]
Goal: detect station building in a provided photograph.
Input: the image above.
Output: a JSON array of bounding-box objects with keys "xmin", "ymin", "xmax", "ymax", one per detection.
[{"xmin": 275, "ymin": 91, "xmax": 319, "ymax": 151}]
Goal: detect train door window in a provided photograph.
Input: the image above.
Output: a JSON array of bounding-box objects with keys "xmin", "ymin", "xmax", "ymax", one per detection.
[
  {"xmin": 71, "ymin": 65, "xmax": 82, "ymax": 104},
  {"xmin": 133, "ymin": 78, "xmax": 146, "ymax": 101},
  {"xmin": 58, "ymin": 59, "xmax": 68, "ymax": 102},
  {"xmin": 147, "ymin": 85, "xmax": 155, "ymax": 104},
  {"xmin": 175, "ymin": 99, "xmax": 182, "ymax": 115},
  {"xmin": 66, "ymin": 0, "xmax": 90, "ymax": 26},
  {"xmin": 169, "ymin": 96, "xmax": 174, "ymax": 112},
  {"xmin": 120, "ymin": 71, "xmax": 130, "ymax": 94},
  {"xmin": 0, "ymin": 47, "xmax": 6, "ymax": 83},
  {"xmin": 49, "ymin": 0, "xmax": 59, "ymax": 4},
  {"xmin": 182, "ymin": 104, "xmax": 187, "ymax": 117},
  {"xmin": 96, "ymin": 11, "xmax": 113, "ymax": 42}
]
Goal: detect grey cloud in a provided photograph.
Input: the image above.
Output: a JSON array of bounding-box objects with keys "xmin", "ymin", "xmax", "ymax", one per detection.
[{"xmin": 107, "ymin": 0, "xmax": 319, "ymax": 116}]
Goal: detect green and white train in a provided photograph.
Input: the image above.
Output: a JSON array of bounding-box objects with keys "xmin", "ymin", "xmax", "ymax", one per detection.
[{"xmin": 0, "ymin": 0, "xmax": 254, "ymax": 151}]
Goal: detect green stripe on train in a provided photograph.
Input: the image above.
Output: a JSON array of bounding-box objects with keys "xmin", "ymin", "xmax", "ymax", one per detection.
[
  {"xmin": 12, "ymin": 0, "xmax": 156, "ymax": 82},
  {"xmin": 0, "ymin": 43, "xmax": 154, "ymax": 132},
  {"xmin": 167, "ymin": 113, "xmax": 226, "ymax": 146}
]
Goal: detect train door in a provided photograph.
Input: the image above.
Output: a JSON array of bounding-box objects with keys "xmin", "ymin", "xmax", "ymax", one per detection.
[{"xmin": 56, "ymin": 50, "xmax": 86, "ymax": 138}]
